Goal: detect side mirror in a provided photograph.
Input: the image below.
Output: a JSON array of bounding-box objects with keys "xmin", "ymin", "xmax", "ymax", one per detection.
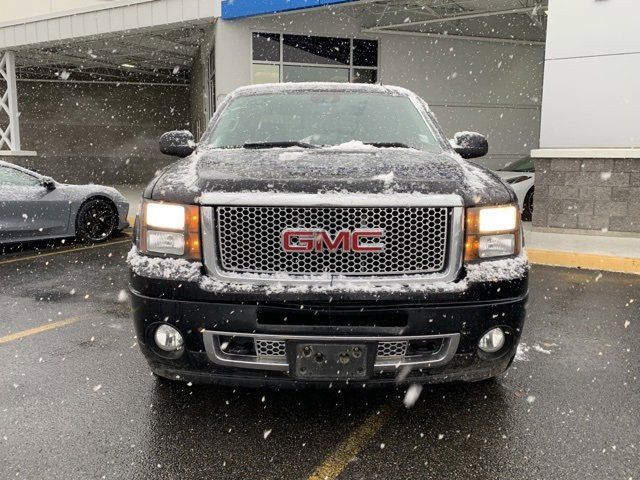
[
  {"xmin": 41, "ymin": 176, "xmax": 56, "ymax": 190},
  {"xmin": 159, "ymin": 130, "xmax": 196, "ymax": 158},
  {"xmin": 450, "ymin": 131, "xmax": 488, "ymax": 159}
]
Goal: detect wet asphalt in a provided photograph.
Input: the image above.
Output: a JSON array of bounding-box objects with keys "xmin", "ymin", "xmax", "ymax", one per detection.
[{"xmin": 0, "ymin": 238, "xmax": 639, "ymax": 480}]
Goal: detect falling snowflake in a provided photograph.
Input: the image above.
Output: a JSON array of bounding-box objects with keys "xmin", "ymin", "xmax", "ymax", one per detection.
[{"xmin": 403, "ymin": 384, "xmax": 423, "ymax": 409}]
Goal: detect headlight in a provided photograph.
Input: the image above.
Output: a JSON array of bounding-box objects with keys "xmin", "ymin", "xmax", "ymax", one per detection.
[
  {"xmin": 138, "ymin": 200, "xmax": 201, "ymax": 260},
  {"xmin": 465, "ymin": 204, "xmax": 521, "ymax": 260},
  {"xmin": 146, "ymin": 203, "xmax": 186, "ymax": 230},
  {"xmin": 478, "ymin": 205, "xmax": 518, "ymax": 233},
  {"xmin": 506, "ymin": 175, "xmax": 532, "ymax": 184}
]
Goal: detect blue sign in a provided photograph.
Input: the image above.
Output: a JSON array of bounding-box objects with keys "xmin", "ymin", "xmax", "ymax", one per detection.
[{"xmin": 221, "ymin": 0, "xmax": 359, "ymax": 19}]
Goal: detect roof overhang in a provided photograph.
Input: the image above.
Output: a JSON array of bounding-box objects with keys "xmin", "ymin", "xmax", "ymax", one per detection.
[{"xmin": 0, "ymin": 0, "xmax": 217, "ymax": 85}]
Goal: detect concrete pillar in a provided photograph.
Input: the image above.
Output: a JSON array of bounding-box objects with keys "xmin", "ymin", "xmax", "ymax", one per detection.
[{"xmin": 532, "ymin": 0, "xmax": 640, "ymax": 234}]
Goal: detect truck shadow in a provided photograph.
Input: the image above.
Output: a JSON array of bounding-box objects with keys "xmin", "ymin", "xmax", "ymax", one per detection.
[{"xmin": 134, "ymin": 379, "xmax": 512, "ymax": 478}]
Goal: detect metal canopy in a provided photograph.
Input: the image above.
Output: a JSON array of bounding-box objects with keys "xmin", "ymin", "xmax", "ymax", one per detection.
[
  {"xmin": 0, "ymin": 52, "xmax": 21, "ymax": 151},
  {"xmin": 356, "ymin": 0, "xmax": 547, "ymax": 43},
  {"xmin": 12, "ymin": 25, "xmax": 207, "ymax": 85}
]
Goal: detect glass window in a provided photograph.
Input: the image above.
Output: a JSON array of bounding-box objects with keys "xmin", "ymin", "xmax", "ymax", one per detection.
[
  {"xmin": 283, "ymin": 65, "xmax": 349, "ymax": 83},
  {"xmin": 0, "ymin": 166, "xmax": 40, "ymax": 186},
  {"xmin": 202, "ymin": 92, "xmax": 442, "ymax": 152},
  {"xmin": 353, "ymin": 69, "xmax": 377, "ymax": 84},
  {"xmin": 252, "ymin": 33, "xmax": 281, "ymax": 62},
  {"xmin": 253, "ymin": 64, "xmax": 280, "ymax": 84},
  {"xmin": 252, "ymin": 33, "xmax": 378, "ymax": 86},
  {"xmin": 353, "ymin": 39, "xmax": 378, "ymax": 67},
  {"xmin": 283, "ymin": 34, "xmax": 350, "ymax": 65}
]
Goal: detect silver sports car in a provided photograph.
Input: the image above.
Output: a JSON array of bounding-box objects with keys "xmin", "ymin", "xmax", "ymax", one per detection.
[{"xmin": 0, "ymin": 161, "xmax": 129, "ymax": 245}]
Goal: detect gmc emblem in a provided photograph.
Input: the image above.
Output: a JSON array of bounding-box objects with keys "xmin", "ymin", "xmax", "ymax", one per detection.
[{"xmin": 282, "ymin": 229, "xmax": 385, "ymax": 253}]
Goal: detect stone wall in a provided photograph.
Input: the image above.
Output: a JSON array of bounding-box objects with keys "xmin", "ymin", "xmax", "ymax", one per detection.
[{"xmin": 533, "ymin": 158, "xmax": 640, "ymax": 233}]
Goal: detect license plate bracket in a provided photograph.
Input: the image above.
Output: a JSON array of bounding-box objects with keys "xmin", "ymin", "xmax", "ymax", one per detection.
[{"xmin": 290, "ymin": 343, "xmax": 372, "ymax": 380}]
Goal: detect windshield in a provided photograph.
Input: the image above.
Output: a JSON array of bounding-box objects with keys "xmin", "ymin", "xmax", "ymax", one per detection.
[
  {"xmin": 502, "ymin": 156, "xmax": 534, "ymax": 172},
  {"xmin": 201, "ymin": 92, "xmax": 443, "ymax": 151}
]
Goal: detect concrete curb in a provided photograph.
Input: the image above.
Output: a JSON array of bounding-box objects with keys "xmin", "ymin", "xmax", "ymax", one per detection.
[{"xmin": 528, "ymin": 249, "xmax": 640, "ymax": 275}]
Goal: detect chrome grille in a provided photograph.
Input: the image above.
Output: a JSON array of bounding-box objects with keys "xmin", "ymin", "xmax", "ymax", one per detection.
[
  {"xmin": 255, "ymin": 339, "xmax": 286, "ymax": 357},
  {"xmin": 377, "ymin": 341, "xmax": 408, "ymax": 358},
  {"xmin": 215, "ymin": 207, "xmax": 449, "ymax": 275}
]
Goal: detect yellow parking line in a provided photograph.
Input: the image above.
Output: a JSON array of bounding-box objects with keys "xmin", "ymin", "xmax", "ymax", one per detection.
[
  {"xmin": 0, "ymin": 317, "xmax": 81, "ymax": 345},
  {"xmin": 308, "ymin": 402, "xmax": 397, "ymax": 480},
  {"xmin": 0, "ymin": 237, "xmax": 131, "ymax": 266},
  {"xmin": 528, "ymin": 248, "xmax": 640, "ymax": 275}
]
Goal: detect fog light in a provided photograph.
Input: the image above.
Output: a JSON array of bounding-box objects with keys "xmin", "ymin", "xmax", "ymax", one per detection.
[
  {"xmin": 478, "ymin": 327, "xmax": 505, "ymax": 353},
  {"xmin": 154, "ymin": 324, "xmax": 184, "ymax": 352}
]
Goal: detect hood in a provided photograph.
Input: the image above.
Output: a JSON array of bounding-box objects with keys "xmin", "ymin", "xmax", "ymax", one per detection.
[{"xmin": 149, "ymin": 147, "xmax": 514, "ymax": 206}]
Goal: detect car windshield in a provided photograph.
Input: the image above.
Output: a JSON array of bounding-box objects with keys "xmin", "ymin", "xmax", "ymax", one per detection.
[
  {"xmin": 200, "ymin": 92, "xmax": 443, "ymax": 152},
  {"xmin": 502, "ymin": 156, "xmax": 534, "ymax": 172}
]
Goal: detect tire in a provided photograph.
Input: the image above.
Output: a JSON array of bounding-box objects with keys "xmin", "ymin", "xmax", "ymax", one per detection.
[
  {"xmin": 76, "ymin": 197, "xmax": 118, "ymax": 243},
  {"xmin": 522, "ymin": 188, "xmax": 534, "ymax": 221}
]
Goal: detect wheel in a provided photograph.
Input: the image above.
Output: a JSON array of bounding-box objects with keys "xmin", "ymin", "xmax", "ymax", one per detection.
[
  {"xmin": 522, "ymin": 188, "xmax": 534, "ymax": 221},
  {"xmin": 76, "ymin": 197, "xmax": 118, "ymax": 243}
]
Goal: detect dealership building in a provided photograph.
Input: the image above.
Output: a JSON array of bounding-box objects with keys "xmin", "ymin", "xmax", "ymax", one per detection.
[{"xmin": 0, "ymin": 0, "xmax": 638, "ymax": 234}]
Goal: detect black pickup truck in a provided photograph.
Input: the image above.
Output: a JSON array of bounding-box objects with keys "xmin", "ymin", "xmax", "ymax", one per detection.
[{"xmin": 128, "ymin": 83, "xmax": 528, "ymax": 388}]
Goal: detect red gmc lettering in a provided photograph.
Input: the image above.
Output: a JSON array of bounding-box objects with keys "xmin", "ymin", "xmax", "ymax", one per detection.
[
  {"xmin": 316, "ymin": 230, "xmax": 350, "ymax": 252},
  {"xmin": 282, "ymin": 230, "xmax": 315, "ymax": 252},
  {"xmin": 351, "ymin": 229, "xmax": 384, "ymax": 252},
  {"xmin": 282, "ymin": 229, "xmax": 384, "ymax": 253}
]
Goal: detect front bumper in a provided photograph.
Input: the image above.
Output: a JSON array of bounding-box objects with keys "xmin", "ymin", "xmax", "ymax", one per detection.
[{"xmin": 129, "ymin": 264, "xmax": 528, "ymax": 388}]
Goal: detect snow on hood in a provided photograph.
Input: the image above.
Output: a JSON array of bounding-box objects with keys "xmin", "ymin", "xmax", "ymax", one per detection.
[{"xmin": 150, "ymin": 146, "xmax": 512, "ymax": 206}]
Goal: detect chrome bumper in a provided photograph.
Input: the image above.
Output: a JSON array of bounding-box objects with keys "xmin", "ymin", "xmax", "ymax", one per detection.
[{"xmin": 202, "ymin": 330, "xmax": 460, "ymax": 373}]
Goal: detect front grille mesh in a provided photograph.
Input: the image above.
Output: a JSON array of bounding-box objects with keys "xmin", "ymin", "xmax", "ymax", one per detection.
[
  {"xmin": 255, "ymin": 339, "xmax": 411, "ymax": 358},
  {"xmin": 215, "ymin": 206, "xmax": 449, "ymax": 275},
  {"xmin": 255, "ymin": 339, "xmax": 286, "ymax": 357},
  {"xmin": 377, "ymin": 341, "xmax": 408, "ymax": 357}
]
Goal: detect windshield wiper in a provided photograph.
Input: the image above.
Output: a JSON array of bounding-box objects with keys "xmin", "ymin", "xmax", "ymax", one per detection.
[
  {"xmin": 243, "ymin": 141, "xmax": 319, "ymax": 149},
  {"xmin": 363, "ymin": 142, "xmax": 410, "ymax": 148}
]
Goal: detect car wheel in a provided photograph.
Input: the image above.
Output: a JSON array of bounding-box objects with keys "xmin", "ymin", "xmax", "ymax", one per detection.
[
  {"xmin": 522, "ymin": 188, "xmax": 534, "ymax": 221},
  {"xmin": 76, "ymin": 198, "xmax": 118, "ymax": 243}
]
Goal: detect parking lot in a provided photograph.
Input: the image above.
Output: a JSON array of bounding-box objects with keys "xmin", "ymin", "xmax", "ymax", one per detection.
[{"xmin": 1, "ymin": 237, "xmax": 639, "ymax": 480}]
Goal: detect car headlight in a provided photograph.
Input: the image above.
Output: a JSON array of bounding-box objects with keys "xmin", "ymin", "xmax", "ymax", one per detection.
[
  {"xmin": 465, "ymin": 204, "xmax": 521, "ymax": 260},
  {"xmin": 506, "ymin": 175, "xmax": 532, "ymax": 184},
  {"xmin": 477, "ymin": 205, "xmax": 518, "ymax": 233},
  {"xmin": 138, "ymin": 200, "xmax": 201, "ymax": 260}
]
